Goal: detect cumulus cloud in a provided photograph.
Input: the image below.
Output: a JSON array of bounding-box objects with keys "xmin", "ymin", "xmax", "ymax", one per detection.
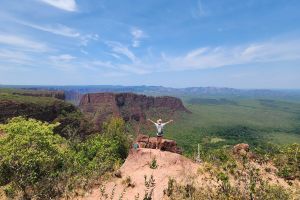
[{"xmin": 39, "ymin": 0, "xmax": 77, "ymax": 12}]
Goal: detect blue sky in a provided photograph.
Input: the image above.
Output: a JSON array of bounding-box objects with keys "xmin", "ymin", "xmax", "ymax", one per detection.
[{"xmin": 0, "ymin": 0, "xmax": 300, "ymax": 88}]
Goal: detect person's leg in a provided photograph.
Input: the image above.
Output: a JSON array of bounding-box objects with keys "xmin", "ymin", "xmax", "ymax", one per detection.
[{"xmin": 157, "ymin": 136, "xmax": 162, "ymax": 150}]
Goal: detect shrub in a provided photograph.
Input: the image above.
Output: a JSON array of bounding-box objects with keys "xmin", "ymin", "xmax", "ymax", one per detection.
[
  {"xmin": 0, "ymin": 117, "xmax": 68, "ymax": 199},
  {"xmin": 0, "ymin": 116, "xmax": 131, "ymax": 199},
  {"xmin": 149, "ymin": 157, "xmax": 158, "ymax": 169},
  {"xmin": 102, "ymin": 117, "xmax": 130, "ymax": 159},
  {"xmin": 273, "ymin": 143, "xmax": 300, "ymax": 180}
]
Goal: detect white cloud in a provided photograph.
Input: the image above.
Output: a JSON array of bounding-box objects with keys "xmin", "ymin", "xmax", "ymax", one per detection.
[
  {"xmin": 106, "ymin": 41, "xmax": 137, "ymax": 62},
  {"xmin": 0, "ymin": 34, "xmax": 50, "ymax": 52},
  {"xmin": 131, "ymin": 27, "xmax": 146, "ymax": 47},
  {"xmin": 0, "ymin": 50, "xmax": 33, "ymax": 65},
  {"xmin": 106, "ymin": 38, "xmax": 299, "ymax": 75},
  {"xmin": 107, "ymin": 53, "xmax": 121, "ymax": 59},
  {"xmin": 118, "ymin": 63, "xmax": 150, "ymax": 74},
  {"xmin": 80, "ymin": 49, "xmax": 88, "ymax": 55},
  {"xmin": 192, "ymin": 0, "xmax": 209, "ymax": 18},
  {"xmin": 80, "ymin": 34, "xmax": 99, "ymax": 46},
  {"xmin": 49, "ymin": 54, "xmax": 76, "ymax": 62},
  {"xmin": 17, "ymin": 20, "xmax": 99, "ymax": 46},
  {"xmin": 39, "ymin": 0, "xmax": 77, "ymax": 12},
  {"xmin": 91, "ymin": 60, "xmax": 115, "ymax": 69},
  {"xmin": 19, "ymin": 21, "xmax": 80, "ymax": 38},
  {"xmin": 163, "ymin": 39, "xmax": 300, "ymax": 71},
  {"xmin": 47, "ymin": 54, "xmax": 77, "ymax": 71},
  {"xmin": 101, "ymin": 72, "xmax": 128, "ymax": 77}
]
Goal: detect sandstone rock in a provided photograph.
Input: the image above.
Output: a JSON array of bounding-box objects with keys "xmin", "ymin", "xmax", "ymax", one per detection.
[
  {"xmin": 114, "ymin": 170, "xmax": 122, "ymax": 178},
  {"xmin": 135, "ymin": 134, "xmax": 182, "ymax": 154},
  {"xmin": 233, "ymin": 143, "xmax": 250, "ymax": 155},
  {"xmin": 79, "ymin": 92, "xmax": 190, "ymax": 130}
]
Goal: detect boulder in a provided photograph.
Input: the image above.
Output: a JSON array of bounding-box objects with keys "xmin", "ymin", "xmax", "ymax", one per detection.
[
  {"xmin": 233, "ymin": 143, "xmax": 249, "ymax": 155},
  {"xmin": 135, "ymin": 134, "xmax": 182, "ymax": 154}
]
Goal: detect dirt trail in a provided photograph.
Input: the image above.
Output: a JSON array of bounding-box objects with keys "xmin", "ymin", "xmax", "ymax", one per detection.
[{"xmin": 81, "ymin": 148, "xmax": 201, "ymax": 200}]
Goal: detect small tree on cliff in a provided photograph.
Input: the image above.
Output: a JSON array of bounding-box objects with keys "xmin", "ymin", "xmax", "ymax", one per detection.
[{"xmin": 102, "ymin": 117, "xmax": 130, "ymax": 159}]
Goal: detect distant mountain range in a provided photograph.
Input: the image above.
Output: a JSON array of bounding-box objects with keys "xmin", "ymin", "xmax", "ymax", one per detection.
[{"xmin": 1, "ymin": 85, "xmax": 300, "ymax": 104}]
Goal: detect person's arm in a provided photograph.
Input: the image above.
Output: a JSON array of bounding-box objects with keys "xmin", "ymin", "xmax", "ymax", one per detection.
[
  {"xmin": 164, "ymin": 119, "xmax": 174, "ymax": 125},
  {"xmin": 147, "ymin": 118, "xmax": 156, "ymax": 124}
]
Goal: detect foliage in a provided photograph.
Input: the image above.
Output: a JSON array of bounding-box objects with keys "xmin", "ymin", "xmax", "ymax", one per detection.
[
  {"xmin": 254, "ymin": 143, "xmax": 299, "ymax": 180},
  {"xmin": 53, "ymin": 110, "xmax": 94, "ymax": 139},
  {"xmin": 273, "ymin": 143, "xmax": 300, "ymax": 180},
  {"xmin": 0, "ymin": 117, "xmax": 67, "ymax": 199},
  {"xmin": 163, "ymin": 166, "xmax": 291, "ymax": 200},
  {"xmin": 0, "ymin": 116, "xmax": 130, "ymax": 199},
  {"xmin": 165, "ymin": 97, "xmax": 300, "ymax": 155},
  {"xmin": 122, "ymin": 176, "xmax": 135, "ymax": 188},
  {"xmin": 102, "ymin": 117, "xmax": 131, "ymax": 159},
  {"xmin": 143, "ymin": 175, "xmax": 155, "ymax": 200},
  {"xmin": 149, "ymin": 157, "xmax": 158, "ymax": 169}
]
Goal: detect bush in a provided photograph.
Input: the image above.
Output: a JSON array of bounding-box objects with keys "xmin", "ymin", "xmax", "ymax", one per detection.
[
  {"xmin": 0, "ymin": 116, "xmax": 131, "ymax": 199},
  {"xmin": 273, "ymin": 143, "xmax": 300, "ymax": 180},
  {"xmin": 102, "ymin": 117, "xmax": 130, "ymax": 159},
  {"xmin": 53, "ymin": 111, "xmax": 94, "ymax": 139},
  {"xmin": 0, "ymin": 117, "xmax": 68, "ymax": 199}
]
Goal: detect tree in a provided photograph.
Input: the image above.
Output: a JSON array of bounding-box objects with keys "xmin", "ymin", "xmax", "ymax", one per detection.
[
  {"xmin": 0, "ymin": 117, "xmax": 68, "ymax": 199},
  {"xmin": 102, "ymin": 117, "xmax": 130, "ymax": 159}
]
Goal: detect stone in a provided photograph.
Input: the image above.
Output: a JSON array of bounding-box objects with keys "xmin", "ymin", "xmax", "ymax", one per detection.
[
  {"xmin": 114, "ymin": 170, "xmax": 122, "ymax": 178},
  {"xmin": 233, "ymin": 143, "xmax": 250, "ymax": 155},
  {"xmin": 135, "ymin": 134, "xmax": 182, "ymax": 154}
]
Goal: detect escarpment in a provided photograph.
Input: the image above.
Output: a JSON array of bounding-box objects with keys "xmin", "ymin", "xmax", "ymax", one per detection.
[{"xmin": 79, "ymin": 92, "xmax": 190, "ymax": 130}]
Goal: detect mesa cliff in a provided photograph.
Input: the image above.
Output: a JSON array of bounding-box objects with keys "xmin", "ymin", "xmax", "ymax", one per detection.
[{"xmin": 79, "ymin": 92, "xmax": 190, "ymax": 130}]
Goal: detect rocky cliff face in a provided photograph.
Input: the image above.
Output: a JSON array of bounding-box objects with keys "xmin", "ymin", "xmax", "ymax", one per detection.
[
  {"xmin": 0, "ymin": 97, "xmax": 75, "ymax": 123},
  {"xmin": 79, "ymin": 92, "xmax": 190, "ymax": 129}
]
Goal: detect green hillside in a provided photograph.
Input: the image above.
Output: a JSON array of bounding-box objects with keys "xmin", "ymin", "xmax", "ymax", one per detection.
[{"xmin": 159, "ymin": 97, "xmax": 300, "ymax": 155}]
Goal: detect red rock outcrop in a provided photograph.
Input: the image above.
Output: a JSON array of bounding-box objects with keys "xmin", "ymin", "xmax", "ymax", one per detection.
[
  {"xmin": 79, "ymin": 92, "xmax": 190, "ymax": 130},
  {"xmin": 233, "ymin": 143, "xmax": 257, "ymax": 159},
  {"xmin": 233, "ymin": 143, "xmax": 250, "ymax": 155},
  {"xmin": 135, "ymin": 134, "xmax": 183, "ymax": 154}
]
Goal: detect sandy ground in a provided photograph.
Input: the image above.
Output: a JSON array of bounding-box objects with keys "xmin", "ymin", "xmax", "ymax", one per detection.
[
  {"xmin": 80, "ymin": 148, "xmax": 201, "ymax": 200},
  {"xmin": 77, "ymin": 148, "xmax": 300, "ymax": 200}
]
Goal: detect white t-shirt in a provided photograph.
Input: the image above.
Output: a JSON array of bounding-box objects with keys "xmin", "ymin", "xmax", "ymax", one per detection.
[{"xmin": 155, "ymin": 123, "xmax": 166, "ymax": 136}]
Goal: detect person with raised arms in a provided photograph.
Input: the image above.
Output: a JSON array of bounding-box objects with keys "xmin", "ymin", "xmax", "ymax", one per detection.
[{"xmin": 147, "ymin": 118, "xmax": 174, "ymax": 150}]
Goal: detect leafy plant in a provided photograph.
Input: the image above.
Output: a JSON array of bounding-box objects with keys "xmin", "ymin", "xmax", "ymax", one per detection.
[
  {"xmin": 0, "ymin": 117, "xmax": 67, "ymax": 199},
  {"xmin": 0, "ymin": 116, "xmax": 130, "ymax": 199},
  {"xmin": 143, "ymin": 175, "xmax": 156, "ymax": 200},
  {"xmin": 149, "ymin": 157, "xmax": 158, "ymax": 169}
]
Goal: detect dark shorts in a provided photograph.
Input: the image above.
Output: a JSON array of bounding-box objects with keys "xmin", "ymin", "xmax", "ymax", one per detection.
[{"xmin": 157, "ymin": 133, "xmax": 163, "ymax": 137}]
